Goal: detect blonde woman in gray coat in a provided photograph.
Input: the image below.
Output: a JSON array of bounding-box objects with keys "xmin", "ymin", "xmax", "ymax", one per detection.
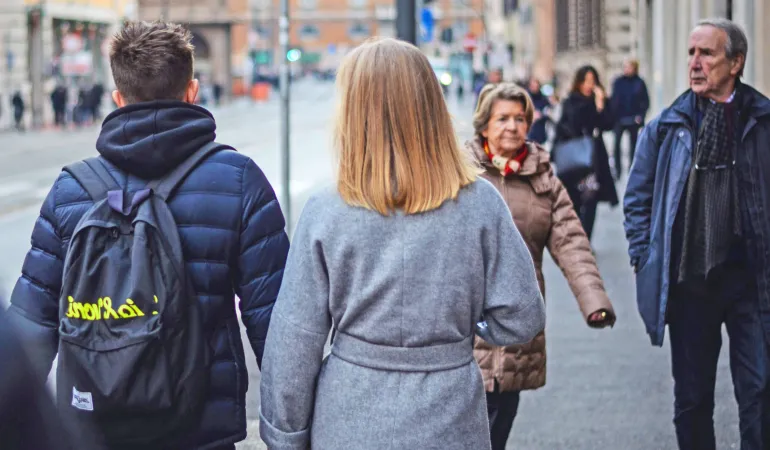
[{"xmin": 259, "ymin": 37, "xmax": 545, "ymax": 450}]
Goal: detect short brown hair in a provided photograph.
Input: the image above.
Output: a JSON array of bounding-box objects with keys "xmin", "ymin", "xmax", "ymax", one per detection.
[
  {"xmin": 473, "ymin": 83, "xmax": 535, "ymax": 136},
  {"xmin": 334, "ymin": 37, "xmax": 479, "ymax": 216},
  {"xmin": 110, "ymin": 21, "xmax": 195, "ymax": 104}
]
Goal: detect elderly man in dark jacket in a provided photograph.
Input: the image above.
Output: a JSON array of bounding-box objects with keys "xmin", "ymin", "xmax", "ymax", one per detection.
[
  {"xmin": 6, "ymin": 21, "xmax": 289, "ymax": 450},
  {"xmin": 624, "ymin": 18, "xmax": 770, "ymax": 450},
  {"xmin": 610, "ymin": 59, "xmax": 649, "ymax": 178}
]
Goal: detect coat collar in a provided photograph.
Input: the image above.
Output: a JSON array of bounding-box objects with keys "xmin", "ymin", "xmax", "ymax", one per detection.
[
  {"xmin": 661, "ymin": 82, "xmax": 770, "ymax": 128},
  {"xmin": 466, "ymin": 137, "xmax": 552, "ymax": 194}
]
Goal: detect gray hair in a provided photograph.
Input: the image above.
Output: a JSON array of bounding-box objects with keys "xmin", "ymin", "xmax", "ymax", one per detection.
[{"xmin": 696, "ymin": 18, "xmax": 748, "ymax": 77}]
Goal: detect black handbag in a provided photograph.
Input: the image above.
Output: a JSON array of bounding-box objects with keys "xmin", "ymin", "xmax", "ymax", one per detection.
[{"xmin": 551, "ymin": 118, "xmax": 596, "ymax": 180}]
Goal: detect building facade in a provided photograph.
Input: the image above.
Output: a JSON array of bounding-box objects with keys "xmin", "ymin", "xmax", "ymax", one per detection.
[
  {"xmin": 248, "ymin": 0, "xmax": 485, "ymax": 74},
  {"xmin": 639, "ymin": 0, "xmax": 770, "ymax": 114},
  {"xmin": 502, "ymin": 0, "xmax": 635, "ymax": 92},
  {"xmin": 552, "ymin": 0, "xmax": 636, "ymax": 97},
  {"xmin": 507, "ymin": 0, "xmax": 556, "ymax": 83},
  {"xmin": 138, "ymin": 0, "xmax": 252, "ymax": 102},
  {"xmin": 1, "ymin": 0, "xmax": 137, "ymax": 128}
]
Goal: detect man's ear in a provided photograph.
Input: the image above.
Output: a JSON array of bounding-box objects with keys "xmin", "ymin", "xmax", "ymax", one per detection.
[
  {"xmin": 730, "ymin": 54, "xmax": 746, "ymax": 77},
  {"xmin": 112, "ymin": 90, "xmax": 126, "ymax": 108},
  {"xmin": 184, "ymin": 79, "xmax": 200, "ymax": 104}
]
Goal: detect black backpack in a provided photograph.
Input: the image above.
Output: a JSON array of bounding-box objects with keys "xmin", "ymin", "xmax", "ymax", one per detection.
[{"xmin": 57, "ymin": 142, "xmax": 230, "ymax": 448}]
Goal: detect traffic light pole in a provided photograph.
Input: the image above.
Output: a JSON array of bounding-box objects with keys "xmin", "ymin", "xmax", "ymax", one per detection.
[
  {"xmin": 396, "ymin": 0, "xmax": 417, "ymax": 45},
  {"xmin": 278, "ymin": 0, "xmax": 292, "ymax": 234}
]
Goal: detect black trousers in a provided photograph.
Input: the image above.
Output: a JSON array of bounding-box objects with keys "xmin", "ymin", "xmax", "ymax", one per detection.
[
  {"xmin": 486, "ymin": 382, "xmax": 521, "ymax": 450},
  {"xmin": 669, "ymin": 271, "xmax": 770, "ymax": 450},
  {"xmin": 54, "ymin": 109, "xmax": 66, "ymax": 126},
  {"xmin": 565, "ymin": 184, "xmax": 598, "ymax": 241},
  {"xmin": 613, "ymin": 123, "xmax": 641, "ymax": 178}
]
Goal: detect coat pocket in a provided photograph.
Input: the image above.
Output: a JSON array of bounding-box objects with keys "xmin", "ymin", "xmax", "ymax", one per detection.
[{"xmin": 57, "ymin": 335, "xmax": 173, "ymax": 415}]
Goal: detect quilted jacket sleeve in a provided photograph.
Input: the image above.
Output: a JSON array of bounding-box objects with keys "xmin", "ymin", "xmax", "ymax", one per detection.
[
  {"xmin": 7, "ymin": 178, "xmax": 65, "ymax": 381},
  {"xmin": 477, "ymin": 186, "xmax": 545, "ymax": 347},
  {"xmin": 259, "ymin": 195, "xmax": 331, "ymax": 450},
  {"xmin": 546, "ymin": 173, "xmax": 615, "ymax": 324},
  {"xmin": 235, "ymin": 158, "xmax": 290, "ymax": 369}
]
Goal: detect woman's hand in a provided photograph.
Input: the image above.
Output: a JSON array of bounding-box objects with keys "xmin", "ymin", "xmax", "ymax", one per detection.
[
  {"xmin": 587, "ymin": 309, "xmax": 615, "ymax": 329},
  {"xmin": 593, "ymin": 87, "xmax": 605, "ymax": 112}
]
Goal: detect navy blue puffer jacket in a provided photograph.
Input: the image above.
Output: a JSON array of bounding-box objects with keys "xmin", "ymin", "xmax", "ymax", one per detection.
[{"xmin": 7, "ymin": 101, "xmax": 290, "ymax": 448}]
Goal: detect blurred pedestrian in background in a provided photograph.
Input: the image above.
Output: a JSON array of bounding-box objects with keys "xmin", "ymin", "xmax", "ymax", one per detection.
[
  {"xmin": 259, "ymin": 37, "xmax": 545, "ymax": 450},
  {"xmin": 475, "ymin": 68, "xmax": 503, "ymax": 104},
  {"xmin": 610, "ymin": 58, "xmax": 649, "ymax": 179},
  {"xmin": 51, "ymin": 81, "xmax": 68, "ymax": 128},
  {"xmin": 468, "ymin": 82, "xmax": 615, "ymax": 450},
  {"xmin": 553, "ymin": 65, "xmax": 618, "ymax": 241},
  {"xmin": 11, "ymin": 89, "xmax": 24, "ymax": 132},
  {"xmin": 625, "ymin": 18, "xmax": 770, "ymax": 450},
  {"xmin": 526, "ymin": 77, "xmax": 555, "ymax": 145},
  {"xmin": 90, "ymin": 82, "xmax": 105, "ymax": 122}
]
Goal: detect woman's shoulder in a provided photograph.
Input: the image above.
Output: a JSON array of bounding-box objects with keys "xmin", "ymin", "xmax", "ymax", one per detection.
[{"xmin": 458, "ymin": 178, "xmax": 511, "ymax": 217}]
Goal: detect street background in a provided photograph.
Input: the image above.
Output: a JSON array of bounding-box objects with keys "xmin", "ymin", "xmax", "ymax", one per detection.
[{"xmin": 0, "ymin": 81, "xmax": 741, "ymax": 449}]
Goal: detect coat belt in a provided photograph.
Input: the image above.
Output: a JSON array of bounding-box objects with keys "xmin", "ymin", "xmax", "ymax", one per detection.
[{"xmin": 331, "ymin": 332, "xmax": 474, "ymax": 372}]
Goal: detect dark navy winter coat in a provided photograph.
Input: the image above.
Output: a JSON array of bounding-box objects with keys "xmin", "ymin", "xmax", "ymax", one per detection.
[
  {"xmin": 7, "ymin": 100, "xmax": 290, "ymax": 448},
  {"xmin": 609, "ymin": 74, "xmax": 649, "ymax": 125},
  {"xmin": 624, "ymin": 84, "xmax": 770, "ymax": 346}
]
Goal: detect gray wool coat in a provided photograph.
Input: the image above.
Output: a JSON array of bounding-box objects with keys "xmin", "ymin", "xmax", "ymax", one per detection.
[{"xmin": 259, "ymin": 178, "xmax": 546, "ymax": 450}]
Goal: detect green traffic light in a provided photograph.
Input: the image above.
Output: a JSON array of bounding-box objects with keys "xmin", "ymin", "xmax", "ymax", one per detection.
[{"xmin": 287, "ymin": 49, "xmax": 302, "ymax": 62}]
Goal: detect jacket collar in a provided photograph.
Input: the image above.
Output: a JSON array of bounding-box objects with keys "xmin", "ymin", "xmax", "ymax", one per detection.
[
  {"xmin": 661, "ymin": 82, "xmax": 770, "ymax": 129},
  {"xmin": 467, "ymin": 137, "xmax": 552, "ymax": 193}
]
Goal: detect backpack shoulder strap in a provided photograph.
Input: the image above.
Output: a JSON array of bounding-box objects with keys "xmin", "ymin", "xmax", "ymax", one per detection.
[
  {"xmin": 63, "ymin": 157, "xmax": 121, "ymax": 201},
  {"xmin": 147, "ymin": 141, "xmax": 234, "ymax": 201}
]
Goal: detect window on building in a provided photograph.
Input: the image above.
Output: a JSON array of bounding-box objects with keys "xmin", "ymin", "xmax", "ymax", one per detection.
[
  {"xmin": 555, "ymin": 0, "xmax": 570, "ymax": 52},
  {"xmin": 348, "ymin": 22, "xmax": 370, "ymax": 40},
  {"xmin": 556, "ymin": 0, "xmax": 603, "ymax": 53},
  {"xmin": 349, "ymin": 0, "xmax": 368, "ymax": 8},
  {"xmin": 255, "ymin": 24, "xmax": 272, "ymax": 40},
  {"xmin": 299, "ymin": 24, "xmax": 320, "ymax": 41},
  {"xmin": 503, "ymin": 0, "xmax": 518, "ymax": 16}
]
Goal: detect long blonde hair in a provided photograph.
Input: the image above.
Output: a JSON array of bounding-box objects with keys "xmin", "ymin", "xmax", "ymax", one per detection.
[{"xmin": 334, "ymin": 37, "xmax": 479, "ymax": 216}]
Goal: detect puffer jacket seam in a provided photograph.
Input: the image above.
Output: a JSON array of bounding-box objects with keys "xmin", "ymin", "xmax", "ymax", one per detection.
[
  {"xmin": 240, "ymin": 267, "xmax": 284, "ymax": 291},
  {"xmin": 20, "ymin": 273, "xmax": 56, "ymax": 296},
  {"xmin": 238, "ymin": 158, "xmax": 247, "ymax": 235},
  {"xmin": 53, "ymin": 178, "xmax": 62, "ymax": 239},
  {"xmin": 241, "ymin": 225, "xmax": 283, "ymax": 254},
  {"xmin": 178, "ymin": 224, "xmax": 236, "ymax": 232},
  {"xmin": 196, "ymin": 160, "xmax": 243, "ymax": 170},
  {"xmin": 175, "ymin": 191, "xmax": 240, "ymax": 198},
  {"xmin": 55, "ymin": 200, "xmax": 92, "ymax": 211},
  {"xmin": 28, "ymin": 245, "xmax": 58, "ymax": 262}
]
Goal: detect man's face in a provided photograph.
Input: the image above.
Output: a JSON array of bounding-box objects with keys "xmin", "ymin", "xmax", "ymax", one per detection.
[
  {"xmin": 623, "ymin": 61, "xmax": 635, "ymax": 76},
  {"xmin": 688, "ymin": 25, "xmax": 742, "ymax": 100},
  {"xmin": 488, "ymin": 71, "xmax": 502, "ymax": 83}
]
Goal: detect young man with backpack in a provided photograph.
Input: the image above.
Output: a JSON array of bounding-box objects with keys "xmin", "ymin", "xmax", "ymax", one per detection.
[{"xmin": 6, "ymin": 21, "xmax": 289, "ymax": 450}]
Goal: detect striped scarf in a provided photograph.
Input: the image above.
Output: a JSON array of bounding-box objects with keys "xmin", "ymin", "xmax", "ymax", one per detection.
[{"xmin": 678, "ymin": 94, "xmax": 743, "ymax": 282}]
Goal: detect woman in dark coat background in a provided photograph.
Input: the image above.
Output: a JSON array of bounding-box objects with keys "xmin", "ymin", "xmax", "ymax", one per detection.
[{"xmin": 553, "ymin": 65, "xmax": 618, "ymax": 241}]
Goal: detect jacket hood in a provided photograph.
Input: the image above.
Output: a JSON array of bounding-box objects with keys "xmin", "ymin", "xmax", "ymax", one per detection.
[
  {"xmin": 466, "ymin": 136, "xmax": 551, "ymax": 177},
  {"xmin": 96, "ymin": 100, "xmax": 216, "ymax": 179}
]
